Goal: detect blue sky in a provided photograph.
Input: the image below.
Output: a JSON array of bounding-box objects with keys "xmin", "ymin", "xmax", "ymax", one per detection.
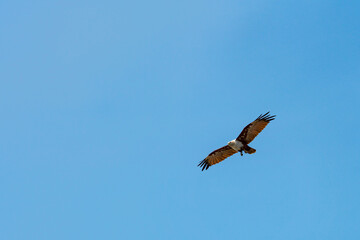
[{"xmin": 1, "ymin": 0, "xmax": 360, "ymax": 239}]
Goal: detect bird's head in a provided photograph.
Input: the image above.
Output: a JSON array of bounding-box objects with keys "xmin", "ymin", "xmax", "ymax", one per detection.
[{"xmin": 227, "ymin": 140, "xmax": 235, "ymax": 146}]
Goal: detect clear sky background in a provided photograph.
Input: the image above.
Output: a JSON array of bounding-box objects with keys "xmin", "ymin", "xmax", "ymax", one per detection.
[{"xmin": 1, "ymin": 0, "xmax": 360, "ymax": 239}]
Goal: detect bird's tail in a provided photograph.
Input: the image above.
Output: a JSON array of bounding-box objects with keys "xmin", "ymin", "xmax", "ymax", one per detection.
[{"xmin": 244, "ymin": 145, "xmax": 256, "ymax": 154}]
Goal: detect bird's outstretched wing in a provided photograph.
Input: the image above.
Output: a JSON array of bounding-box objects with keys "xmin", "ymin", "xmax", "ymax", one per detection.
[
  {"xmin": 236, "ymin": 112, "xmax": 275, "ymax": 144},
  {"xmin": 198, "ymin": 145, "xmax": 237, "ymax": 171}
]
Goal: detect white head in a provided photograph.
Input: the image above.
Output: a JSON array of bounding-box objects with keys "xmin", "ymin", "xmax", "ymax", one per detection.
[
  {"xmin": 227, "ymin": 140, "xmax": 236, "ymax": 147},
  {"xmin": 227, "ymin": 139, "xmax": 243, "ymax": 151}
]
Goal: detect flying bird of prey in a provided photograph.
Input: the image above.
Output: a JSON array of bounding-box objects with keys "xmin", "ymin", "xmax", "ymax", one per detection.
[{"xmin": 198, "ymin": 112, "xmax": 276, "ymax": 171}]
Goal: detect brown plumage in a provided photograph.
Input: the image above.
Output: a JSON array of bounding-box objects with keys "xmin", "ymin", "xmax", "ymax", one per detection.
[
  {"xmin": 198, "ymin": 146, "xmax": 237, "ymax": 171},
  {"xmin": 198, "ymin": 112, "xmax": 275, "ymax": 171},
  {"xmin": 236, "ymin": 112, "xmax": 275, "ymax": 144}
]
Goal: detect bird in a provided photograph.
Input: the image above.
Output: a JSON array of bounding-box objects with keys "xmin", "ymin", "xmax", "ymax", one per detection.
[{"xmin": 198, "ymin": 112, "xmax": 276, "ymax": 171}]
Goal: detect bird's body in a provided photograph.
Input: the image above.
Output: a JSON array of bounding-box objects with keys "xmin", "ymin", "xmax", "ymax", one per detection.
[
  {"xmin": 227, "ymin": 139, "xmax": 243, "ymax": 151},
  {"xmin": 198, "ymin": 112, "xmax": 275, "ymax": 171},
  {"xmin": 228, "ymin": 139, "xmax": 256, "ymax": 155}
]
